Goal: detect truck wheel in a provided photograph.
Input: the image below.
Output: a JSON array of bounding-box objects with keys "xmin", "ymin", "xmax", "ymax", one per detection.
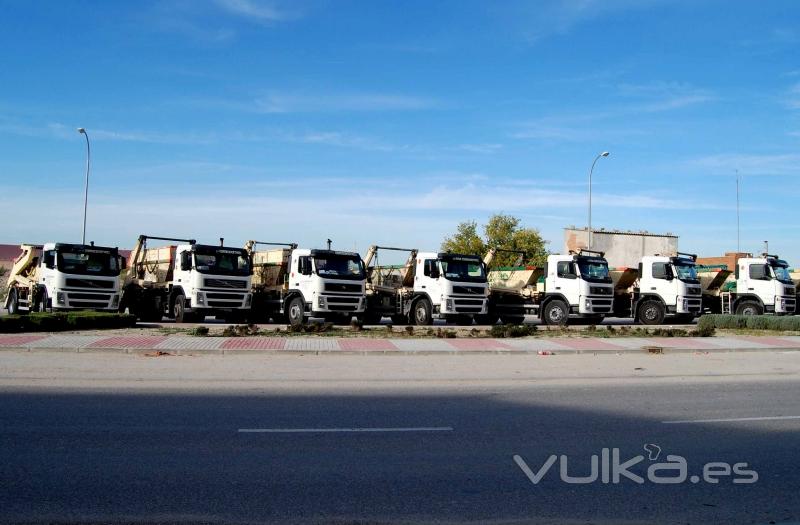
[
  {"xmin": 390, "ymin": 314, "xmax": 408, "ymax": 325},
  {"xmin": 637, "ymin": 300, "xmax": 665, "ymax": 325},
  {"xmin": 287, "ymin": 297, "xmax": 306, "ymax": 327},
  {"xmin": 35, "ymin": 289, "xmax": 49, "ymax": 313},
  {"xmin": 474, "ymin": 314, "xmax": 499, "ymax": 325},
  {"xmin": 412, "ymin": 298, "xmax": 433, "ymax": 326},
  {"xmin": 735, "ymin": 300, "xmax": 763, "ymax": 316},
  {"xmin": 543, "ymin": 300, "xmax": 569, "ymax": 326},
  {"xmin": 362, "ymin": 311, "xmax": 382, "ymax": 325},
  {"xmin": 501, "ymin": 316, "xmax": 526, "ymax": 325},
  {"xmin": 7, "ymin": 289, "xmax": 26, "ymax": 315},
  {"xmin": 173, "ymin": 294, "xmax": 192, "ymax": 323}
]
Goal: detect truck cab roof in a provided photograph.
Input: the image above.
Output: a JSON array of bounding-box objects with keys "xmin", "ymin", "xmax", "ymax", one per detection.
[{"xmin": 46, "ymin": 242, "xmax": 119, "ymax": 254}]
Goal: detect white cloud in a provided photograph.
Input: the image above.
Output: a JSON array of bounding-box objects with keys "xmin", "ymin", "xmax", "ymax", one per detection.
[
  {"xmin": 214, "ymin": 0, "xmax": 290, "ymax": 21},
  {"xmin": 252, "ymin": 92, "xmax": 438, "ymax": 113},
  {"xmin": 617, "ymin": 82, "xmax": 715, "ymax": 112},
  {"xmin": 690, "ymin": 153, "xmax": 800, "ymax": 176}
]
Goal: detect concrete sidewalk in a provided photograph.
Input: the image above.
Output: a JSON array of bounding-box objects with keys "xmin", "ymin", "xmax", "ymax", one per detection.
[{"xmin": 1, "ymin": 333, "xmax": 799, "ymax": 355}]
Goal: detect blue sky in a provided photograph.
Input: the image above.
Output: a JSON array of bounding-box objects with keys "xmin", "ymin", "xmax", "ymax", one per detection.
[{"xmin": 1, "ymin": 0, "xmax": 799, "ymax": 263}]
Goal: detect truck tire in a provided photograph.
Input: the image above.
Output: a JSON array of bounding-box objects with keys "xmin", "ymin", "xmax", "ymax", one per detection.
[
  {"xmin": 453, "ymin": 315, "xmax": 473, "ymax": 326},
  {"xmin": 361, "ymin": 311, "xmax": 383, "ymax": 325},
  {"xmin": 287, "ymin": 297, "xmax": 306, "ymax": 327},
  {"xmin": 474, "ymin": 314, "xmax": 499, "ymax": 325},
  {"xmin": 735, "ymin": 300, "xmax": 763, "ymax": 316},
  {"xmin": 412, "ymin": 298, "xmax": 433, "ymax": 326},
  {"xmin": 390, "ymin": 314, "xmax": 408, "ymax": 325},
  {"xmin": 637, "ymin": 300, "xmax": 665, "ymax": 325},
  {"xmin": 35, "ymin": 289, "xmax": 49, "ymax": 313},
  {"xmin": 501, "ymin": 315, "xmax": 526, "ymax": 325},
  {"xmin": 542, "ymin": 300, "xmax": 569, "ymax": 326},
  {"xmin": 173, "ymin": 294, "xmax": 190, "ymax": 323},
  {"xmin": 7, "ymin": 289, "xmax": 26, "ymax": 315},
  {"xmin": 673, "ymin": 314, "xmax": 695, "ymax": 324}
]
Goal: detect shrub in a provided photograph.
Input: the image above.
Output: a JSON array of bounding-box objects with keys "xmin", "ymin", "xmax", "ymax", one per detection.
[
  {"xmin": 698, "ymin": 314, "xmax": 800, "ymax": 332},
  {"xmin": 489, "ymin": 323, "xmax": 537, "ymax": 338},
  {"xmin": 350, "ymin": 318, "xmax": 364, "ymax": 331},
  {"xmin": 0, "ymin": 312, "xmax": 136, "ymax": 333},
  {"xmin": 189, "ymin": 326, "xmax": 209, "ymax": 337}
]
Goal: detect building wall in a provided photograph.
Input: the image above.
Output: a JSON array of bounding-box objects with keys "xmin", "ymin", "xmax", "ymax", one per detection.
[
  {"xmin": 564, "ymin": 228, "xmax": 679, "ymax": 269},
  {"xmin": 696, "ymin": 252, "xmax": 751, "ymax": 271}
]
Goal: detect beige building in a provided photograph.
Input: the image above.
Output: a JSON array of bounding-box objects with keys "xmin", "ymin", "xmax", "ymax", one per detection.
[{"xmin": 564, "ymin": 227, "xmax": 679, "ymax": 269}]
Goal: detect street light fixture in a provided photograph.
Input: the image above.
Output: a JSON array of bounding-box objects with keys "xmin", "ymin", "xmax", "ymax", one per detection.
[
  {"xmin": 77, "ymin": 128, "xmax": 90, "ymax": 245},
  {"xmin": 588, "ymin": 151, "xmax": 610, "ymax": 248}
]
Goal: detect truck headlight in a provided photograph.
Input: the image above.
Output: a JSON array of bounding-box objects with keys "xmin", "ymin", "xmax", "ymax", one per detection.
[
  {"xmin": 585, "ymin": 298, "xmax": 591, "ymax": 308},
  {"xmin": 446, "ymin": 299, "xmax": 453, "ymax": 311},
  {"xmin": 196, "ymin": 292, "xmax": 205, "ymax": 306},
  {"xmin": 245, "ymin": 294, "xmax": 252, "ymax": 307},
  {"xmin": 111, "ymin": 294, "xmax": 119, "ymax": 307},
  {"xmin": 56, "ymin": 292, "xmax": 66, "ymax": 305},
  {"xmin": 318, "ymin": 296, "xmax": 326, "ymax": 308}
]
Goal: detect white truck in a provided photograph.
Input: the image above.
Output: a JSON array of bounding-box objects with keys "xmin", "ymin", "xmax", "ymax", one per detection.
[
  {"xmin": 4, "ymin": 242, "xmax": 123, "ymax": 314},
  {"xmin": 614, "ymin": 253, "xmax": 703, "ymax": 325},
  {"xmin": 246, "ymin": 241, "xmax": 367, "ymax": 326},
  {"xmin": 720, "ymin": 253, "xmax": 796, "ymax": 315},
  {"xmin": 362, "ymin": 246, "xmax": 489, "ymax": 325},
  {"xmin": 121, "ymin": 235, "xmax": 252, "ymax": 322},
  {"xmin": 535, "ymin": 250, "xmax": 615, "ymax": 325}
]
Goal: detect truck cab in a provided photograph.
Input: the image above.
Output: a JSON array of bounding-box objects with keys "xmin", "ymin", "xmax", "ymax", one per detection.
[
  {"xmin": 539, "ymin": 250, "xmax": 613, "ymax": 325},
  {"xmin": 725, "ymin": 255, "xmax": 796, "ymax": 315},
  {"xmin": 410, "ymin": 252, "xmax": 488, "ymax": 325},
  {"xmin": 5, "ymin": 242, "xmax": 122, "ymax": 314},
  {"xmin": 635, "ymin": 254, "xmax": 702, "ymax": 324},
  {"xmin": 285, "ymin": 248, "xmax": 366, "ymax": 326},
  {"xmin": 172, "ymin": 244, "xmax": 252, "ymax": 322}
]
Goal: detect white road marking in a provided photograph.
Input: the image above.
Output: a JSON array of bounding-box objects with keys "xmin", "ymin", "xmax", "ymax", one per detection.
[
  {"xmin": 662, "ymin": 415, "xmax": 800, "ymax": 424},
  {"xmin": 238, "ymin": 426, "xmax": 454, "ymax": 433}
]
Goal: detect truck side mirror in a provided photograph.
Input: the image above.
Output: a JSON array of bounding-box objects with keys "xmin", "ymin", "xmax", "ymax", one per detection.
[
  {"xmin": 43, "ymin": 251, "xmax": 55, "ymax": 269},
  {"xmin": 118, "ymin": 256, "xmax": 127, "ymax": 271},
  {"xmin": 180, "ymin": 252, "xmax": 191, "ymax": 271},
  {"xmin": 430, "ymin": 266, "xmax": 440, "ymax": 279}
]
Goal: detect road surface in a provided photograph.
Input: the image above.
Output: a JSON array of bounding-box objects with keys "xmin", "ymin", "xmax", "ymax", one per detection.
[{"xmin": 0, "ymin": 350, "xmax": 797, "ymax": 524}]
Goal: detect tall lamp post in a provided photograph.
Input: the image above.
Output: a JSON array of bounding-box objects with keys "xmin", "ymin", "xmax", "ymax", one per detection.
[
  {"xmin": 588, "ymin": 151, "xmax": 610, "ymax": 248},
  {"xmin": 77, "ymin": 128, "xmax": 90, "ymax": 245}
]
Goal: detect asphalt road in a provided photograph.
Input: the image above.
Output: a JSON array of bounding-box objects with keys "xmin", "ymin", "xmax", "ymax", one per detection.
[{"xmin": 0, "ymin": 351, "xmax": 797, "ymax": 524}]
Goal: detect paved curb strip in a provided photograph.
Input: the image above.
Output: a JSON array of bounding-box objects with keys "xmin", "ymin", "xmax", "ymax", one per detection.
[{"xmin": 1, "ymin": 334, "xmax": 800, "ymax": 355}]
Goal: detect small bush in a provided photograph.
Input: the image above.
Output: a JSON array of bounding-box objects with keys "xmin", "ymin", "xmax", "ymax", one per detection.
[
  {"xmin": 405, "ymin": 326, "xmax": 415, "ymax": 336},
  {"xmin": 385, "ymin": 324, "xmax": 393, "ymax": 333},
  {"xmin": 350, "ymin": 319, "xmax": 364, "ymax": 332},
  {"xmin": 0, "ymin": 312, "xmax": 136, "ymax": 333},
  {"xmin": 489, "ymin": 323, "xmax": 537, "ymax": 338},
  {"xmin": 698, "ymin": 314, "xmax": 800, "ymax": 332},
  {"xmin": 189, "ymin": 326, "xmax": 209, "ymax": 337}
]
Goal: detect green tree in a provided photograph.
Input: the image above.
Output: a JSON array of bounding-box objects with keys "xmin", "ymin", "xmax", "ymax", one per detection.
[{"xmin": 441, "ymin": 214, "xmax": 548, "ymax": 267}]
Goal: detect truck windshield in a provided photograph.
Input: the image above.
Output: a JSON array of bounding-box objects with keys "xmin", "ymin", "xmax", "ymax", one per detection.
[
  {"xmin": 440, "ymin": 258, "xmax": 487, "ymax": 283},
  {"xmin": 57, "ymin": 249, "xmax": 119, "ymax": 277},
  {"xmin": 770, "ymin": 264, "xmax": 792, "ymax": 283},
  {"xmin": 674, "ymin": 263, "xmax": 699, "ymax": 283},
  {"xmin": 577, "ymin": 259, "xmax": 611, "ymax": 283},
  {"xmin": 194, "ymin": 248, "xmax": 250, "ymax": 276},
  {"xmin": 315, "ymin": 255, "xmax": 366, "ymax": 280}
]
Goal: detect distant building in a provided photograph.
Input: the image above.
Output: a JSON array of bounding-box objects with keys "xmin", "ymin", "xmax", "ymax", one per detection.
[
  {"xmin": 563, "ymin": 227, "xmax": 679, "ymax": 269},
  {"xmin": 696, "ymin": 252, "xmax": 752, "ymax": 271}
]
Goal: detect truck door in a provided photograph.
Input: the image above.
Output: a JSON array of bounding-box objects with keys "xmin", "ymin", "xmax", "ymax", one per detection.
[
  {"xmin": 416, "ymin": 258, "xmax": 440, "ymax": 303},
  {"xmin": 744, "ymin": 262, "xmax": 773, "ymax": 306},
  {"xmin": 294, "ymin": 254, "xmax": 315, "ymax": 305},
  {"xmin": 651, "ymin": 262, "xmax": 676, "ymax": 305},
  {"xmin": 556, "ymin": 260, "xmax": 580, "ymax": 307}
]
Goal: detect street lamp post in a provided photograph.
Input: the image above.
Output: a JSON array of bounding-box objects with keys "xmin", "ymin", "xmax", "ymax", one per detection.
[
  {"xmin": 77, "ymin": 128, "xmax": 90, "ymax": 245},
  {"xmin": 588, "ymin": 151, "xmax": 610, "ymax": 248}
]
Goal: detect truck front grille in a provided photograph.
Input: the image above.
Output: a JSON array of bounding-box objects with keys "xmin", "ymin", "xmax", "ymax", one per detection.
[
  {"xmin": 453, "ymin": 286, "xmax": 485, "ymax": 295},
  {"xmin": 65, "ymin": 278, "xmax": 115, "ymax": 289},
  {"xmin": 204, "ymin": 278, "xmax": 247, "ymax": 289},
  {"xmin": 325, "ymin": 283, "xmax": 362, "ymax": 293}
]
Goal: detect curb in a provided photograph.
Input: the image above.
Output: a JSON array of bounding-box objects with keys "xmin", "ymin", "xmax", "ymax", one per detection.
[{"xmin": 2, "ymin": 345, "xmax": 800, "ymax": 356}]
